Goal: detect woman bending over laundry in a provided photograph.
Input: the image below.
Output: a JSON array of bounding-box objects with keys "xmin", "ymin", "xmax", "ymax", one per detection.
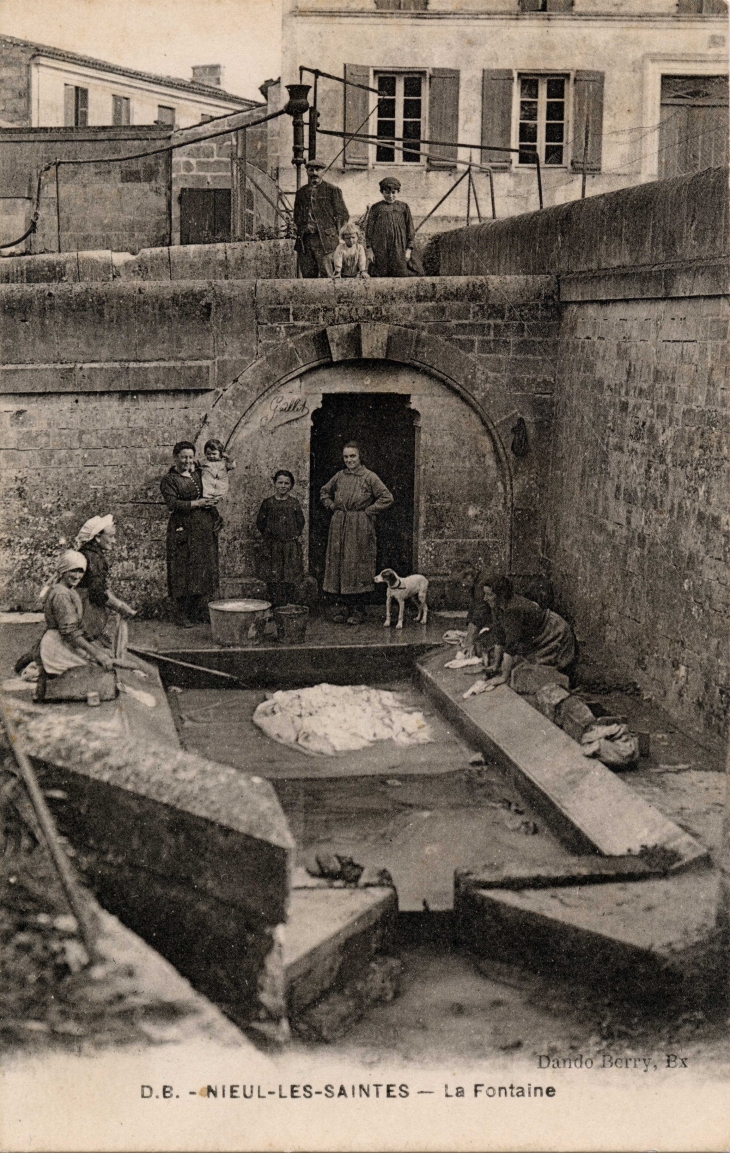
[{"xmin": 478, "ymin": 575, "xmax": 576, "ymax": 686}]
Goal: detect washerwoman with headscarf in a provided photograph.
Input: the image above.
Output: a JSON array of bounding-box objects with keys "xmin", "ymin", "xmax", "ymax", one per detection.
[
  {"xmin": 35, "ymin": 550, "xmax": 122, "ymax": 698},
  {"xmin": 75, "ymin": 514, "xmax": 137, "ymax": 650}
]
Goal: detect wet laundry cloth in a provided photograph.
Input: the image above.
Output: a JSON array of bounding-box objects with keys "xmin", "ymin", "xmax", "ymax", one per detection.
[{"xmin": 253, "ymin": 683, "xmax": 433, "ymax": 757}]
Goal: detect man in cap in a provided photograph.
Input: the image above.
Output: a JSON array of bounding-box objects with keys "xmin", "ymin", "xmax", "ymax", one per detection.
[
  {"xmin": 365, "ymin": 177, "xmax": 416, "ymax": 277},
  {"xmin": 294, "ymin": 160, "xmax": 349, "ymax": 278}
]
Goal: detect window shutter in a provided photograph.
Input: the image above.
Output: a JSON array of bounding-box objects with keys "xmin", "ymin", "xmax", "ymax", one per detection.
[
  {"xmin": 571, "ymin": 70, "xmax": 604, "ymax": 172},
  {"xmin": 64, "ymin": 85, "xmax": 75, "ymax": 127},
  {"xmin": 343, "ymin": 64, "xmax": 371, "ymax": 169},
  {"xmin": 428, "ymin": 68, "xmax": 460, "ymax": 169},
  {"xmin": 481, "ymin": 70, "xmax": 513, "ymax": 169}
]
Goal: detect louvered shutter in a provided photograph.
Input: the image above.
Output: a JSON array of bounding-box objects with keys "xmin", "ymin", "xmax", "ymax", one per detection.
[
  {"xmin": 481, "ymin": 70, "xmax": 513, "ymax": 169},
  {"xmin": 64, "ymin": 85, "xmax": 75, "ymax": 127},
  {"xmin": 571, "ymin": 71, "xmax": 604, "ymax": 172},
  {"xmin": 428, "ymin": 68, "xmax": 460, "ymax": 169},
  {"xmin": 343, "ymin": 64, "xmax": 371, "ymax": 169}
]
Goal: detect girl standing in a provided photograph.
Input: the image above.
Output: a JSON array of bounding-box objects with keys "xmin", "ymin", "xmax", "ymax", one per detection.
[{"xmin": 256, "ymin": 470, "xmax": 305, "ymax": 606}]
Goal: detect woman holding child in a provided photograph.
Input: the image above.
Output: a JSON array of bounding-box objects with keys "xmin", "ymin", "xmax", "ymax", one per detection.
[{"xmin": 160, "ymin": 441, "xmax": 221, "ymax": 627}]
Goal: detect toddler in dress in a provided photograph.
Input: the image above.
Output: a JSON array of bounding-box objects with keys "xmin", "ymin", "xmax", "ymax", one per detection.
[
  {"xmin": 332, "ymin": 223, "xmax": 370, "ymax": 279},
  {"xmin": 200, "ymin": 439, "xmax": 235, "ymax": 533}
]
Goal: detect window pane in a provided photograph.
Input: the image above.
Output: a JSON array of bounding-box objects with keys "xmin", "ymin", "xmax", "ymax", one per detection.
[
  {"xmin": 520, "ymin": 100, "xmax": 538, "ymax": 121},
  {"xmin": 545, "ymin": 121, "xmax": 564, "ymax": 142},
  {"xmin": 377, "ymin": 118, "xmax": 396, "ymax": 137},
  {"xmin": 546, "ymin": 100, "xmax": 564, "ymax": 121},
  {"xmin": 545, "ymin": 144, "xmax": 563, "ymax": 164},
  {"xmin": 521, "ymin": 78, "xmax": 539, "ymax": 99},
  {"xmin": 403, "ymin": 75, "xmax": 422, "ymax": 97},
  {"xmin": 546, "ymin": 78, "xmax": 565, "ymax": 99},
  {"xmin": 378, "ymin": 97, "xmax": 396, "ymax": 118},
  {"xmin": 376, "ymin": 145, "xmax": 395, "ymax": 161},
  {"xmin": 378, "ymin": 75, "xmax": 396, "ymax": 95},
  {"xmin": 403, "ymin": 98, "xmax": 421, "ymax": 119},
  {"xmin": 519, "ymin": 122, "xmax": 538, "ymax": 143}
]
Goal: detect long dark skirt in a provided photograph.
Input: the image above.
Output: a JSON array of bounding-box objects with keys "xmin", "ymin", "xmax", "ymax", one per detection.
[{"xmin": 166, "ymin": 507, "xmax": 219, "ymax": 599}]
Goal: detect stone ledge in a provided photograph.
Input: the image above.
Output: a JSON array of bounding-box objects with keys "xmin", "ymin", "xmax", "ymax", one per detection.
[
  {"xmin": 416, "ymin": 649, "xmax": 709, "ymax": 869},
  {"xmin": 560, "ymin": 260, "xmax": 729, "ymax": 303},
  {"xmin": 456, "ymin": 870, "xmax": 721, "ymax": 1005}
]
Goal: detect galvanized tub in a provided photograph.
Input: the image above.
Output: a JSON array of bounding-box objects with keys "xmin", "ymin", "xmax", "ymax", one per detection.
[{"xmin": 208, "ymin": 599, "xmax": 271, "ymax": 647}]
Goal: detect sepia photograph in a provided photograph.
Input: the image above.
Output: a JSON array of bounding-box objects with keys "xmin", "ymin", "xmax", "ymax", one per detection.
[{"xmin": 0, "ymin": 0, "xmax": 727, "ymax": 1149}]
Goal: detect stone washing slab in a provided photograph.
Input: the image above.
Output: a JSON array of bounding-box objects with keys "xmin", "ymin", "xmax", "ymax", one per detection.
[
  {"xmin": 455, "ymin": 855, "xmax": 668, "ymax": 892},
  {"xmin": 285, "ymin": 885, "xmax": 397, "ymax": 1017},
  {"xmin": 455, "ymin": 870, "xmax": 721, "ymax": 1004},
  {"xmin": 417, "ymin": 650, "xmax": 708, "ymax": 868},
  {"xmin": 6, "ymin": 700, "xmax": 294, "ymax": 1037}
]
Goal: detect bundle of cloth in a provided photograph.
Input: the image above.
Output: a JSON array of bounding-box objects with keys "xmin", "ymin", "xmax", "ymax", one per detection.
[{"xmin": 253, "ymin": 683, "xmax": 433, "ymax": 756}]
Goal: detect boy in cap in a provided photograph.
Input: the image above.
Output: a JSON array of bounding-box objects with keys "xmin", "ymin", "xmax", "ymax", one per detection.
[
  {"xmin": 294, "ymin": 160, "xmax": 349, "ymax": 278},
  {"xmin": 365, "ymin": 177, "xmax": 416, "ymax": 277}
]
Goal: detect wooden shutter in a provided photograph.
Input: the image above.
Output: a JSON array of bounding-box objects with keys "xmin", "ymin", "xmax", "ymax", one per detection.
[
  {"xmin": 64, "ymin": 85, "xmax": 75, "ymax": 127},
  {"xmin": 428, "ymin": 68, "xmax": 460, "ymax": 169},
  {"xmin": 571, "ymin": 71, "xmax": 604, "ymax": 172},
  {"xmin": 343, "ymin": 64, "xmax": 371, "ymax": 169},
  {"xmin": 481, "ymin": 70, "xmax": 513, "ymax": 169}
]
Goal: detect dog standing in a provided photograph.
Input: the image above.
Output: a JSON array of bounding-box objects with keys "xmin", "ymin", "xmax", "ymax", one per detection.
[{"xmin": 374, "ymin": 569, "xmax": 429, "ymax": 629}]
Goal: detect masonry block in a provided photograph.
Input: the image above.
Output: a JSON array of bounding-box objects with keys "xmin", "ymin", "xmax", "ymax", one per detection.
[{"xmin": 8, "ymin": 700, "xmax": 294, "ymax": 1037}]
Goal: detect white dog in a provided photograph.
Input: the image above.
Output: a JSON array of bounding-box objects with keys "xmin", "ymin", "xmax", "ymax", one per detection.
[{"xmin": 374, "ymin": 569, "xmax": 429, "ymax": 629}]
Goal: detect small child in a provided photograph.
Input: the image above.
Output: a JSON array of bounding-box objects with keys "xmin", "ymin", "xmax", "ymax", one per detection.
[
  {"xmin": 200, "ymin": 439, "xmax": 235, "ymax": 535},
  {"xmin": 332, "ymin": 223, "xmax": 370, "ymax": 279},
  {"xmin": 200, "ymin": 439, "xmax": 236, "ymax": 500}
]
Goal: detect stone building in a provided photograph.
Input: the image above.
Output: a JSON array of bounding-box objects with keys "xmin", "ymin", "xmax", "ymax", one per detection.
[
  {"xmin": 276, "ymin": 0, "xmax": 728, "ymax": 227},
  {"xmin": 0, "ymin": 35, "xmax": 255, "ymax": 129}
]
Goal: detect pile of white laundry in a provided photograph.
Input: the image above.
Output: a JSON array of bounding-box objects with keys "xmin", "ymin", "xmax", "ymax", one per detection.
[{"xmin": 253, "ymin": 683, "xmax": 434, "ymax": 757}]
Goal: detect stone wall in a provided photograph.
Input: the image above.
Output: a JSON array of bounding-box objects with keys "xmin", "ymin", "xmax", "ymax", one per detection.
[
  {"xmin": 0, "ymin": 275, "xmax": 558, "ymax": 613},
  {"xmin": 435, "ymin": 168, "xmax": 729, "ymax": 742},
  {"xmin": 0, "ymin": 127, "xmax": 172, "ymax": 254}
]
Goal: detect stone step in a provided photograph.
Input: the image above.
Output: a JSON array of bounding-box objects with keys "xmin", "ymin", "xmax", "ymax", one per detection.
[
  {"xmin": 456, "ymin": 869, "xmax": 722, "ymax": 1005},
  {"xmin": 416, "ymin": 649, "xmax": 708, "ymax": 869},
  {"xmin": 285, "ymin": 874, "xmax": 398, "ymax": 1019}
]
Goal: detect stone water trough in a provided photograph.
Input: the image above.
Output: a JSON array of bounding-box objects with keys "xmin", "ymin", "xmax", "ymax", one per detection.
[{"xmin": 3, "ymin": 632, "xmax": 724, "ymax": 1046}]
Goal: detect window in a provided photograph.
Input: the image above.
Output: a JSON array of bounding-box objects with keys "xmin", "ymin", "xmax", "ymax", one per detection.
[
  {"xmin": 375, "ymin": 73, "xmax": 424, "ymax": 163},
  {"xmin": 659, "ymin": 74, "xmax": 729, "ymax": 179},
  {"xmin": 157, "ymin": 104, "xmax": 176, "ymax": 126},
  {"xmin": 374, "ymin": 0, "xmax": 428, "ymax": 8},
  {"xmin": 64, "ymin": 85, "xmax": 88, "ymax": 126},
  {"xmin": 518, "ymin": 75, "xmax": 567, "ymax": 165},
  {"xmin": 112, "ymin": 95, "xmax": 131, "ymax": 125}
]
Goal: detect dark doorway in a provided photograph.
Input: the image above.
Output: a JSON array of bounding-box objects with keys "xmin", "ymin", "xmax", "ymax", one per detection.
[
  {"xmin": 179, "ymin": 188, "xmax": 232, "ymax": 245},
  {"xmin": 309, "ymin": 393, "xmax": 417, "ymax": 596}
]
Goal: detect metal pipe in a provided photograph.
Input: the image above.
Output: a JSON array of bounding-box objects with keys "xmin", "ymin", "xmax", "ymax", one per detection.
[
  {"xmin": 284, "ymin": 83, "xmax": 311, "ymax": 190},
  {"xmin": 308, "ymin": 73, "xmax": 319, "ymax": 162},
  {"xmin": 470, "ymin": 168, "xmax": 483, "ymax": 224},
  {"xmin": 535, "ymin": 153, "xmax": 544, "ymax": 210},
  {"xmin": 316, "ymin": 126, "xmax": 523, "ymax": 156},
  {"xmin": 581, "ymin": 121, "xmax": 590, "ymax": 199},
  {"xmin": 241, "ymin": 128, "xmax": 248, "ymax": 239},
  {"xmin": 54, "ymin": 161, "xmax": 61, "ymax": 252},
  {"xmin": 0, "ymin": 694, "xmax": 99, "ymax": 962},
  {"xmin": 466, "ymin": 164, "xmax": 472, "ymax": 227},
  {"xmin": 414, "ymin": 167, "xmax": 470, "ymax": 235},
  {"xmin": 488, "ymin": 166, "xmax": 496, "ymax": 219},
  {"xmin": 300, "ymin": 66, "xmax": 379, "ymax": 95}
]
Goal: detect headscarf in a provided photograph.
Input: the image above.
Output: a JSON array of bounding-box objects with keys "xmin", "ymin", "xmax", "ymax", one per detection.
[
  {"xmin": 74, "ymin": 514, "xmax": 114, "ymax": 549},
  {"xmin": 39, "ymin": 550, "xmax": 88, "ymax": 603}
]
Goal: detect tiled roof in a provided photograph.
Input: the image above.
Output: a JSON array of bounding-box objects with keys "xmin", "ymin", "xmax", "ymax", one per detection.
[{"xmin": 0, "ymin": 33, "xmax": 261, "ymax": 107}]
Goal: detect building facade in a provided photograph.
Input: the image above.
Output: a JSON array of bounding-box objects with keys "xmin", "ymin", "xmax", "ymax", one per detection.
[
  {"xmin": 0, "ymin": 35, "xmax": 256, "ymax": 129},
  {"xmin": 278, "ymin": 0, "xmax": 728, "ymax": 227}
]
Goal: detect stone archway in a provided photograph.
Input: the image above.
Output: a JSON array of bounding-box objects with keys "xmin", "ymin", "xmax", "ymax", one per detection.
[{"xmin": 197, "ymin": 323, "xmax": 515, "ymax": 602}]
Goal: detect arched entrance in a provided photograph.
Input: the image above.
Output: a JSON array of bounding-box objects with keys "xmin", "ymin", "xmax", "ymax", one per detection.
[{"xmin": 198, "ymin": 324, "xmax": 514, "ymax": 605}]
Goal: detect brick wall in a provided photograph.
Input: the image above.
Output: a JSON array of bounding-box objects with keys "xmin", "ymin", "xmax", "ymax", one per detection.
[
  {"xmin": 0, "ymin": 275, "xmax": 558, "ymax": 615},
  {"xmin": 434, "ymin": 168, "xmax": 729, "ymax": 742},
  {"xmin": 0, "ymin": 127, "xmax": 172, "ymax": 254},
  {"xmin": 549, "ymin": 293, "xmax": 729, "ymax": 741}
]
